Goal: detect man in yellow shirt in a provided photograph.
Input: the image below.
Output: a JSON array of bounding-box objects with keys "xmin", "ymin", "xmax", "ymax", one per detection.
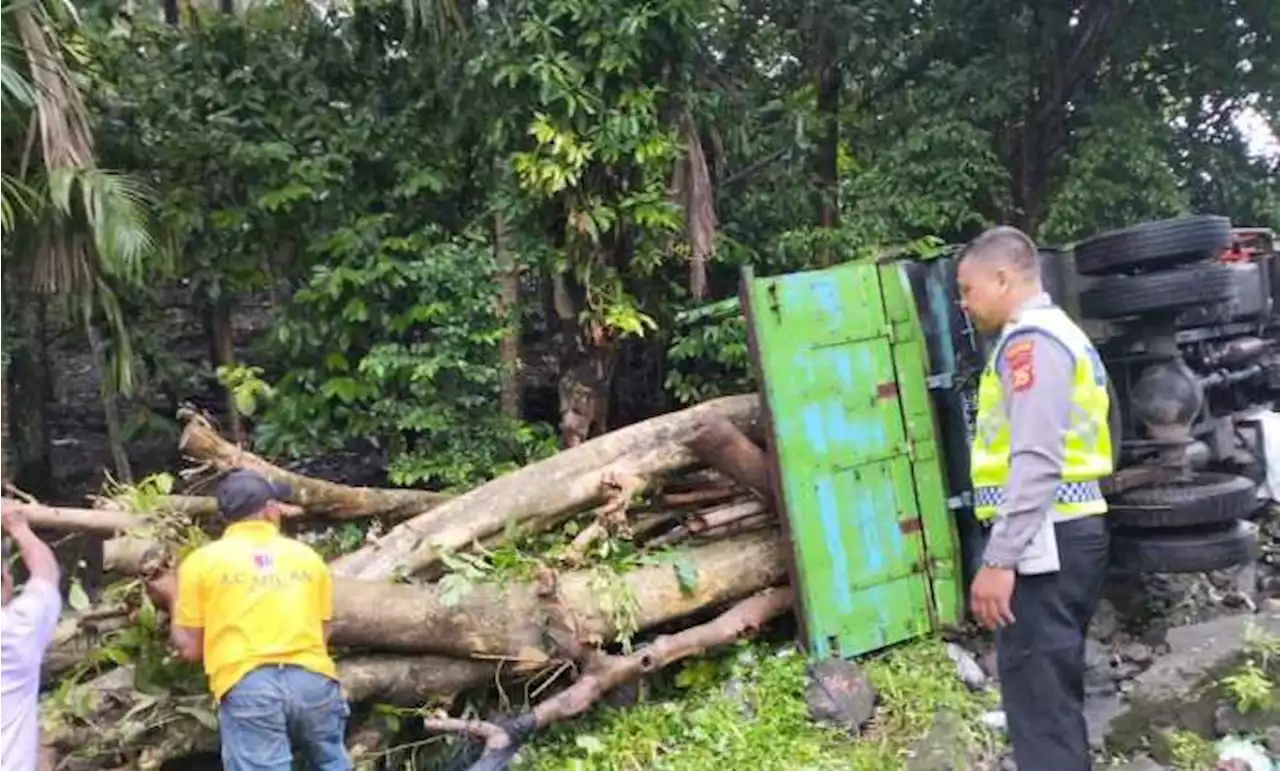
[{"xmin": 166, "ymin": 469, "xmax": 349, "ymax": 770}]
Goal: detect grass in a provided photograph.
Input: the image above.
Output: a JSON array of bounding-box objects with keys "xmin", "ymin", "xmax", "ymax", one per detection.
[{"xmin": 510, "ymin": 636, "xmax": 1000, "ymax": 771}]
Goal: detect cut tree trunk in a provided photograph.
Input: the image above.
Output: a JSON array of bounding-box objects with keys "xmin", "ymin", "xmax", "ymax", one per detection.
[
  {"xmin": 178, "ymin": 410, "xmax": 451, "ymax": 520},
  {"xmin": 100, "ymin": 529, "xmax": 787, "ymax": 661},
  {"xmin": 329, "ymin": 529, "xmax": 786, "ymax": 660},
  {"xmin": 686, "ymin": 417, "xmax": 773, "ymax": 506},
  {"xmin": 425, "ymin": 586, "xmax": 794, "ymax": 771},
  {"xmin": 90, "ymin": 494, "xmax": 305, "ymax": 520},
  {"xmin": 332, "ymin": 393, "xmax": 762, "ymax": 580},
  {"xmin": 27, "ymin": 504, "xmax": 142, "ymax": 536}
]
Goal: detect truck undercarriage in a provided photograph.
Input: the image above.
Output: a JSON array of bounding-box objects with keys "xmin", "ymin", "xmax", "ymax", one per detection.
[{"xmin": 904, "ymin": 217, "xmax": 1278, "ymax": 584}]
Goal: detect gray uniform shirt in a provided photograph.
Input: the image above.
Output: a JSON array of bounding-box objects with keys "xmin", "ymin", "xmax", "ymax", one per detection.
[
  {"xmin": 2, "ymin": 578, "xmax": 62, "ymax": 771},
  {"xmin": 981, "ymin": 292, "xmax": 1078, "ymax": 568}
]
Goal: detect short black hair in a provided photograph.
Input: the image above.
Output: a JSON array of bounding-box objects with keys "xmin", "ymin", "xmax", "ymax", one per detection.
[
  {"xmin": 215, "ymin": 469, "xmax": 291, "ymax": 521},
  {"xmin": 960, "ymin": 226, "xmax": 1041, "ymax": 278}
]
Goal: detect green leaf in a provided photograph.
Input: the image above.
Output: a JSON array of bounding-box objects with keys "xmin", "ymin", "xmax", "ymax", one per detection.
[
  {"xmin": 673, "ymin": 553, "xmax": 698, "ymax": 596},
  {"xmin": 67, "ymin": 580, "xmax": 91, "ymax": 612},
  {"xmin": 575, "ymin": 735, "xmax": 604, "ymax": 755}
]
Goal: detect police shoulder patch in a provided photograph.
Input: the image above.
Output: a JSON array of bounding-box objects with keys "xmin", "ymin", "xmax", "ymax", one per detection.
[{"xmin": 1003, "ymin": 338, "xmax": 1036, "ymax": 393}]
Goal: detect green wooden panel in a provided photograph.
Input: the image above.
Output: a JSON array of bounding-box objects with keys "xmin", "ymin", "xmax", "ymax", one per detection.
[
  {"xmin": 879, "ymin": 263, "xmax": 964, "ymax": 626},
  {"xmin": 743, "ymin": 260, "xmax": 963, "ymax": 659}
]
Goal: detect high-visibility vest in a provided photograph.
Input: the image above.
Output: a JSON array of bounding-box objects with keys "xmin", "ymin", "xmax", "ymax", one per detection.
[{"xmin": 970, "ymin": 304, "xmax": 1113, "ymax": 522}]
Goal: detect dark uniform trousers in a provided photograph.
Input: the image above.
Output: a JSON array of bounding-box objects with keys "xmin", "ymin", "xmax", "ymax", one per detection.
[{"xmin": 994, "ymin": 515, "xmax": 1110, "ymax": 771}]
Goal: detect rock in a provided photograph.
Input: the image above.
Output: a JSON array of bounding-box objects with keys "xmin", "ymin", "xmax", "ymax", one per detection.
[
  {"xmin": 1213, "ymin": 700, "xmax": 1280, "ymax": 737},
  {"xmin": 1118, "ymin": 641, "xmax": 1155, "ymax": 667},
  {"xmin": 1084, "ymin": 693, "xmax": 1125, "ymax": 749},
  {"xmin": 998, "ymin": 755, "xmax": 1017, "ymax": 771},
  {"xmin": 1090, "ymin": 597, "xmax": 1121, "ymax": 641},
  {"xmin": 1128, "ymin": 611, "xmax": 1280, "ymax": 706},
  {"xmin": 905, "ymin": 711, "xmax": 971, "ymax": 771},
  {"xmin": 979, "ymin": 710, "xmax": 1007, "ymax": 731},
  {"xmin": 1085, "ymin": 638, "xmax": 1119, "ymax": 696},
  {"xmin": 1103, "ymin": 610, "xmax": 1280, "ymax": 755},
  {"xmin": 1263, "ymin": 725, "xmax": 1280, "ymax": 754},
  {"xmin": 944, "ymin": 642, "xmax": 988, "ymax": 691},
  {"xmin": 805, "ymin": 659, "xmax": 875, "ymax": 732}
]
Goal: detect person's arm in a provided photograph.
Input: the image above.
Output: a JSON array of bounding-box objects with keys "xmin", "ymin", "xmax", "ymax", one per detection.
[
  {"xmin": 981, "ymin": 331, "xmax": 1076, "ymax": 567},
  {"xmin": 170, "ymin": 554, "xmax": 206, "ymax": 662},
  {"xmin": 1, "ymin": 500, "xmax": 63, "ymax": 647},
  {"xmin": 3, "ymin": 501, "xmax": 60, "ymax": 586}
]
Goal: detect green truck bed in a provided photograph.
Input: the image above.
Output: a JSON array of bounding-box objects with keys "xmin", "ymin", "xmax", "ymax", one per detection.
[{"xmin": 741, "ymin": 260, "xmax": 963, "ymax": 660}]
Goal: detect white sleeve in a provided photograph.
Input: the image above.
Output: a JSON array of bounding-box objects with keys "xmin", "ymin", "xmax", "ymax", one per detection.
[{"xmin": 6, "ymin": 578, "xmax": 64, "ymax": 650}]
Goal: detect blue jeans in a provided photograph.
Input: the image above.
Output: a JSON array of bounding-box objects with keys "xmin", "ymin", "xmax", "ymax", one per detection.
[{"xmin": 218, "ymin": 665, "xmax": 351, "ymax": 771}]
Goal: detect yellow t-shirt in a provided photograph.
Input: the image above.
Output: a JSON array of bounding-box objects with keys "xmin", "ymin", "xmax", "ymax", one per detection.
[{"xmin": 174, "ymin": 520, "xmax": 338, "ymax": 700}]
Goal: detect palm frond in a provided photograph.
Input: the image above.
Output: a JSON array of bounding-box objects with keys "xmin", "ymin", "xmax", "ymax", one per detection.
[
  {"xmin": 92, "ymin": 274, "xmax": 136, "ymax": 396},
  {"xmin": 1, "ymin": 52, "xmax": 35, "ymax": 108},
  {"xmin": 1, "ymin": 171, "xmax": 39, "ymax": 233},
  {"xmin": 57, "ymin": 168, "xmax": 165, "ymax": 285}
]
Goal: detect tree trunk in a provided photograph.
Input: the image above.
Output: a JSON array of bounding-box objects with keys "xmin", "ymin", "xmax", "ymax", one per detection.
[
  {"xmin": 109, "ymin": 528, "xmax": 786, "ymax": 661},
  {"xmin": 84, "ymin": 312, "xmax": 132, "ymax": 484},
  {"xmin": 206, "ymin": 295, "xmax": 244, "ymax": 444},
  {"xmin": 8, "ymin": 291, "xmax": 53, "ymax": 493},
  {"xmin": 177, "ymin": 410, "xmax": 451, "ymax": 520},
  {"xmin": 424, "ymin": 587, "xmax": 794, "ymax": 768},
  {"xmin": 494, "ymin": 208, "xmax": 522, "ymax": 420},
  {"xmin": 686, "ymin": 418, "xmax": 773, "ymax": 506},
  {"xmin": 329, "ymin": 529, "xmax": 786, "ymax": 660},
  {"xmin": 814, "ymin": 17, "xmax": 841, "ymax": 261},
  {"xmin": 330, "ymin": 393, "xmax": 762, "ymax": 580}
]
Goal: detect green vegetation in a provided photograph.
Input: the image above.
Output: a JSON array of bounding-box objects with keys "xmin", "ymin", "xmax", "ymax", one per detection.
[{"xmin": 514, "ymin": 637, "xmax": 998, "ymax": 770}]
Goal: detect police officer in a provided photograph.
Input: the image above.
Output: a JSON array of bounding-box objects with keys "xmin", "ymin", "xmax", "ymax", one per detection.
[{"xmin": 957, "ymin": 226, "xmax": 1112, "ymax": 771}]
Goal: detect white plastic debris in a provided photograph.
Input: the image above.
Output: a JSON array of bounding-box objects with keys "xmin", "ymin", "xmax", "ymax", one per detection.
[
  {"xmin": 1215, "ymin": 736, "xmax": 1276, "ymax": 771},
  {"xmin": 944, "ymin": 642, "xmax": 988, "ymax": 691},
  {"xmin": 980, "ymin": 710, "xmax": 1007, "ymax": 731}
]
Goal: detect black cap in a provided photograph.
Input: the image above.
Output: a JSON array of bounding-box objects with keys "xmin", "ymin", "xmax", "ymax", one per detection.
[{"xmin": 215, "ymin": 470, "xmax": 291, "ymax": 521}]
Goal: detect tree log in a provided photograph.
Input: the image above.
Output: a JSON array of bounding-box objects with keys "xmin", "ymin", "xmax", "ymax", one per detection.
[
  {"xmin": 329, "ymin": 529, "xmax": 786, "ymax": 659},
  {"xmin": 332, "ymin": 393, "xmax": 762, "ymax": 580},
  {"xmin": 102, "ymin": 529, "xmax": 786, "ymax": 661},
  {"xmin": 177, "ymin": 410, "xmax": 451, "ymax": 520},
  {"xmin": 26, "ymin": 505, "xmax": 144, "ymax": 536},
  {"xmin": 425, "ymin": 586, "xmax": 795, "ymax": 771},
  {"xmin": 686, "ymin": 417, "xmax": 773, "ymax": 506},
  {"xmin": 93, "ymin": 494, "xmax": 305, "ymax": 520}
]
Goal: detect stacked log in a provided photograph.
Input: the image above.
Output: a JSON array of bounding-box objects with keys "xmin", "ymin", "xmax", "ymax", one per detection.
[{"xmin": 36, "ymin": 394, "xmax": 791, "ymax": 769}]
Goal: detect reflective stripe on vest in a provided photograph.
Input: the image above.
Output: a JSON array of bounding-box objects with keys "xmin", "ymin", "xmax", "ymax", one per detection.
[{"xmin": 969, "ymin": 304, "xmax": 1113, "ymax": 522}]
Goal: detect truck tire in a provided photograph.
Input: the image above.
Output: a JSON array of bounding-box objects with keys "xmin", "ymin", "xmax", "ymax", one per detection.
[
  {"xmin": 1075, "ymin": 215, "xmax": 1232, "ymax": 276},
  {"xmin": 1080, "ymin": 264, "xmax": 1242, "ymax": 319},
  {"xmin": 1109, "ymin": 520, "xmax": 1259, "ymax": 574},
  {"xmin": 1107, "ymin": 472, "xmax": 1259, "ymax": 528},
  {"xmin": 1176, "ymin": 263, "xmax": 1266, "ymax": 327}
]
